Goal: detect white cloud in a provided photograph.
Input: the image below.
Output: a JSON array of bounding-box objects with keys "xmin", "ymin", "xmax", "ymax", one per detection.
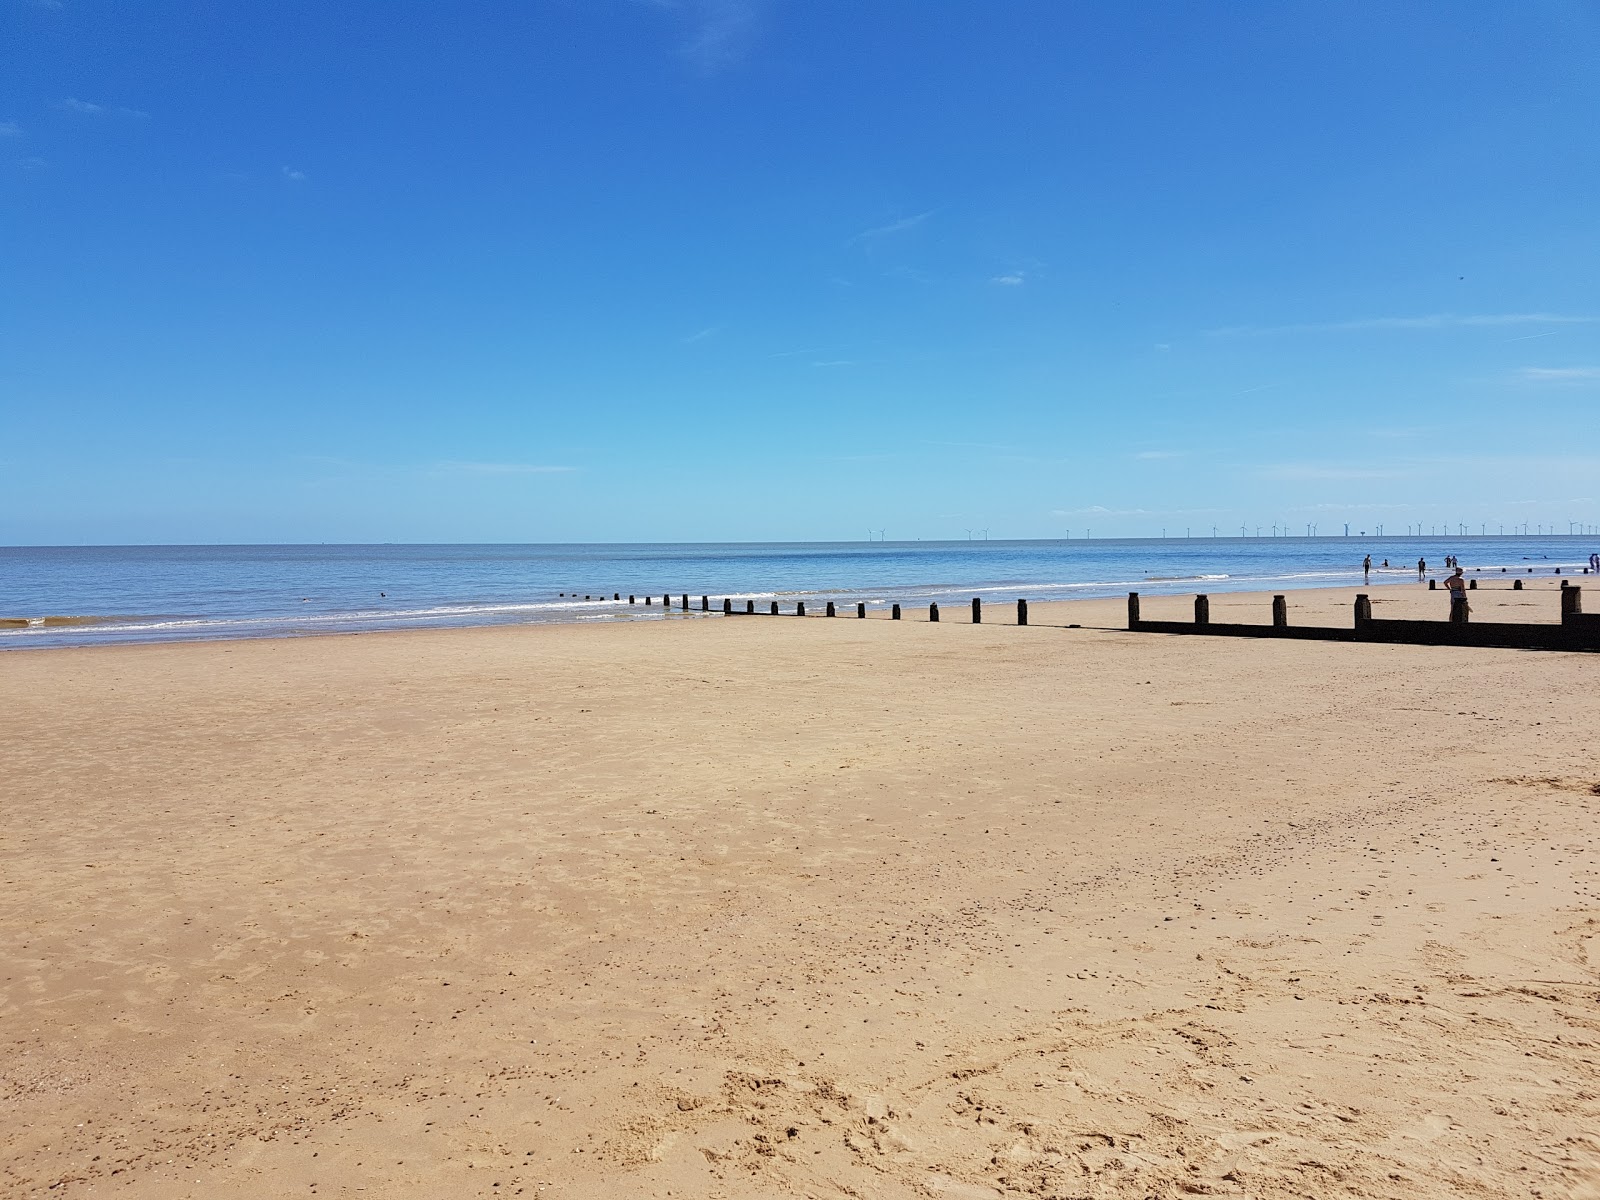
[
  {"xmin": 851, "ymin": 210, "xmax": 933, "ymax": 243},
  {"xmin": 682, "ymin": 325, "xmax": 719, "ymax": 343},
  {"xmin": 812, "ymin": 359, "xmax": 855, "ymax": 367},
  {"xmin": 1208, "ymin": 313, "xmax": 1600, "ymax": 337},
  {"xmin": 1051, "ymin": 505, "xmax": 1152, "ymax": 517},
  {"xmin": 282, "ymin": 166, "xmax": 307, "ymax": 182},
  {"xmin": 1518, "ymin": 366, "xmax": 1600, "ymax": 383},
  {"xmin": 0, "ymin": 121, "xmax": 21, "ymax": 138},
  {"xmin": 434, "ymin": 462, "xmax": 576, "ymax": 475},
  {"xmin": 58, "ymin": 98, "xmax": 148, "ymax": 118},
  {"xmin": 645, "ymin": 0, "xmax": 765, "ymax": 73},
  {"xmin": 990, "ymin": 272, "xmax": 1025, "ymax": 286}
]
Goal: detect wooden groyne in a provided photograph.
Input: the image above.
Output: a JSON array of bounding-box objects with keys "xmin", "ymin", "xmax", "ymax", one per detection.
[{"xmin": 1128, "ymin": 586, "xmax": 1599, "ymax": 652}]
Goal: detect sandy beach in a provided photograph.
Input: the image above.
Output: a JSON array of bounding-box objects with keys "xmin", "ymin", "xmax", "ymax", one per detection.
[{"xmin": 3, "ymin": 578, "xmax": 1597, "ymax": 1199}]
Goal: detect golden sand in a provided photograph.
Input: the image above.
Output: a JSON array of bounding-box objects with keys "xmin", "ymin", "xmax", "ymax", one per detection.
[{"xmin": 3, "ymin": 580, "xmax": 1597, "ymax": 1198}]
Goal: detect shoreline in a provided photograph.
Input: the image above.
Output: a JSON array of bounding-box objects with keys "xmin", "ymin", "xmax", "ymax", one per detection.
[{"xmin": 0, "ymin": 570, "xmax": 1586, "ymax": 652}]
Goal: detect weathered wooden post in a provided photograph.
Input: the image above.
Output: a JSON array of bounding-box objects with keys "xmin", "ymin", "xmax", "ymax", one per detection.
[
  {"xmin": 629, "ymin": 595, "xmax": 636, "ymax": 604},
  {"xmin": 1272, "ymin": 594, "xmax": 1287, "ymax": 628},
  {"xmin": 1127, "ymin": 592, "xmax": 1141, "ymax": 629},
  {"xmin": 1449, "ymin": 594, "xmax": 1469, "ymax": 624},
  {"xmin": 645, "ymin": 595, "xmax": 652, "ymax": 605},
  {"xmin": 1428, "ymin": 579, "xmax": 1436, "ymax": 590},
  {"xmin": 857, "ymin": 602, "xmax": 866, "ymax": 619},
  {"xmin": 1562, "ymin": 586, "xmax": 1583, "ymax": 619},
  {"xmin": 891, "ymin": 603, "xmax": 902, "ymax": 620},
  {"xmin": 723, "ymin": 598, "xmax": 732, "ymax": 614},
  {"xmin": 681, "ymin": 594, "xmax": 689, "ymax": 610},
  {"xmin": 701, "ymin": 595, "xmax": 708, "ymax": 611},
  {"xmin": 929, "ymin": 602, "xmax": 940, "ymax": 622},
  {"xmin": 770, "ymin": 601, "xmax": 779, "ymax": 615},
  {"xmin": 746, "ymin": 599, "xmax": 755, "ymax": 613},
  {"xmin": 826, "ymin": 601, "xmax": 836, "ymax": 617},
  {"xmin": 796, "ymin": 601, "xmax": 806, "ymax": 617},
  {"xmin": 1514, "ymin": 579, "xmax": 1523, "ymax": 590},
  {"xmin": 1354, "ymin": 593, "xmax": 1372, "ymax": 622},
  {"xmin": 1017, "ymin": 598, "xmax": 1028, "ymax": 626},
  {"xmin": 614, "ymin": 593, "xmax": 620, "ymax": 600},
  {"xmin": 664, "ymin": 595, "xmax": 671, "ymax": 607},
  {"xmin": 585, "ymin": 595, "xmax": 591, "ymax": 600},
  {"xmin": 1469, "ymin": 579, "xmax": 1477, "ymax": 590},
  {"xmin": 971, "ymin": 597, "xmax": 981, "ymax": 624},
  {"xmin": 1194, "ymin": 594, "xmax": 1210, "ymax": 626}
]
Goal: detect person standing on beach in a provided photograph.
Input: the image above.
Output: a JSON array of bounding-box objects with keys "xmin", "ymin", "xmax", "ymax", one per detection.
[
  {"xmin": 1417, "ymin": 557, "xmax": 1427, "ymax": 580},
  {"xmin": 1363, "ymin": 554, "xmax": 1372, "ymax": 583},
  {"xmin": 1444, "ymin": 566, "xmax": 1468, "ymax": 612}
]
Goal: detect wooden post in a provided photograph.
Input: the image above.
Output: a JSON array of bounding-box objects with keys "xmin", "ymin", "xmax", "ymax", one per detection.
[
  {"xmin": 1469, "ymin": 579, "xmax": 1477, "ymax": 590},
  {"xmin": 701, "ymin": 595, "xmax": 708, "ymax": 611},
  {"xmin": 1017, "ymin": 598, "xmax": 1028, "ymax": 626},
  {"xmin": 1194, "ymin": 594, "xmax": 1210, "ymax": 626},
  {"xmin": 857, "ymin": 602, "xmax": 866, "ymax": 619},
  {"xmin": 891, "ymin": 603, "xmax": 901, "ymax": 621},
  {"xmin": 1272, "ymin": 594, "xmax": 1287, "ymax": 628},
  {"xmin": 796, "ymin": 601, "xmax": 806, "ymax": 617},
  {"xmin": 723, "ymin": 598, "xmax": 732, "ymax": 614},
  {"xmin": 929, "ymin": 602, "xmax": 940, "ymax": 622},
  {"xmin": 1428, "ymin": 579, "xmax": 1436, "ymax": 590},
  {"xmin": 614, "ymin": 593, "xmax": 620, "ymax": 600},
  {"xmin": 826, "ymin": 601, "xmax": 836, "ymax": 617},
  {"xmin": 971, "ymin": 597, "xmax": 981, "ymax": 624},
  {"xmin": 1450, "ymin": 595, "xmax": 1469, "ymax": 624},
  {"xmin": 664, "ymin": 595, "xmax": 671, "ymax": 607},
  {"xmin": 1127, "ymin": 591, "xmax": 1141, "ymax": 628},
  {"xmin": 747, "ymin": 599, "xmax": 755, "ymax": 613},
  {"xmin": 629, "ymin": 595, "xmax": 635, "ymax": 604},
  {"xmin": 1562, "ymin": 586, "xmax": 1583, "ymax": 618},
  {"xmin": 1514, "ymin": 579, "xmax": 1523, "ymax": 590},
  {"xmin": 1354, "ymin": 593, "xmax": 1372, "ymax": 622},
  {"xmin": 645, "ymin": 595, "xmax": 651, "ymax": 605},
  {"xmin": 770, "ymin": 601, "xmax": 779, "ymax": 615}
]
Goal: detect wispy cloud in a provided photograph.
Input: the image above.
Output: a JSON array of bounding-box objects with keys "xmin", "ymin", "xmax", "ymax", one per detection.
[
  {"xmin": 0, "ymin": 121, "xmax": 21, "ymax": 138},
  {"xmin": 1518, "ymin": 366, "xmax": 1600, "ymax": 383},
  {"xmin": 1051, "ymin": 505, "xmax": 1152, "ymax": 517},
  {"xmin": 1208, "ymin": 313, "xmax": 1600, "ymax": 337},
  {"xmin": 282, "ymin": 166, "xmax": 307, "ymax": 182},
  {"xmin": 1257, "ymin": 463, "xmax": 1407, "ymax": 481},
  {"xmin": 644, "ymin": 0, "xmax": 766, "ymax": 73},
  {"xmin": 990, "ymin": 272, "xmax": 1025, "ymax": 286},
  {"xmin": 58, "ymin": 98, "xmax": 148, "ymax": 118},
  {"xmin": 851, "ymin": 210, "xmax": 933, "ymax": 244},
  {"xmin": 13, "ymin": 156, "xmax": 47, "ymax": 171},
  {"xmin": 682, "ymin": 325, "xmax": 719, "ymax": 344},
  {"xmin": 812, "ymin": 359, "xmax": 855, "ymax": 367},
  {"xmin": 434, "ymin": 461, "xmax": 576, "ymax": 476}
]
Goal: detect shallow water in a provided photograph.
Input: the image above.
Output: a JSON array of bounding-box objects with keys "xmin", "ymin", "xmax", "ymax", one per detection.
[{"xmin": 1, "ymin": 537, "xmax": 1592, "ymax": 649}]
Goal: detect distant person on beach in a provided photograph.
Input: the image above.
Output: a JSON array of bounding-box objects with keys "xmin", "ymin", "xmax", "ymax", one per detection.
[
  {"xmin": 1417, "ymin": 557, "xmax": 1426, "ymax": 580},
  {"xmin": 1444, "ymin": 567, "xmax": 1468, "ymax": 610},
  {"xmin": 1363, "ymin": 555, "xmax": 1372, "ymax": 583},
  {"xmin": 1382, "ymin": 558, "xmax": 1390, "ymax": 569}
]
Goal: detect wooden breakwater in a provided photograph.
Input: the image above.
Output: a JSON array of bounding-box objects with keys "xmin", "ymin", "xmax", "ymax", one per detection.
[{"xmin": 1127, "ymin": 586, "xmax": 1599, "ymax": 652}]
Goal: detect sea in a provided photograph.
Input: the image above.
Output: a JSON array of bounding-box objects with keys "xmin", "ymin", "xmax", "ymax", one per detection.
[{"xmin": 2, "ymin": 537, "xmax": 1593, "ymax": 650}]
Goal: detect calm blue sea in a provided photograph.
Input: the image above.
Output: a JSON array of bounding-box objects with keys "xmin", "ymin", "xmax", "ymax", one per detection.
[{"xmin": 2, "ymin": 538, "xmax": 1593, "ymax": 649}]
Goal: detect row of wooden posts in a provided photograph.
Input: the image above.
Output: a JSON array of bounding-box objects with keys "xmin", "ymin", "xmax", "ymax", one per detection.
[
  {"xmin": 1132, "ymin": 584, "xmax": 1586, "ymax": 628},
  {"xmin": 555, "ymin": 592, "xmax": 1029, "ymax": 623}
]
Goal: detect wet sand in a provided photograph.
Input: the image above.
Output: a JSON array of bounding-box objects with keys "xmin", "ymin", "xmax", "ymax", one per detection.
[{"xmin": 3, "ymin": 579, "xmax": 1598, "ymax": 1198}]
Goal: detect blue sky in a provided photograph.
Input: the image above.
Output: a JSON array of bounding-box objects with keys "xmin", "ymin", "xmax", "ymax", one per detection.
[{"xmin": 3, "ymin": 0, "xmax": 1598, "ymax": 544}]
